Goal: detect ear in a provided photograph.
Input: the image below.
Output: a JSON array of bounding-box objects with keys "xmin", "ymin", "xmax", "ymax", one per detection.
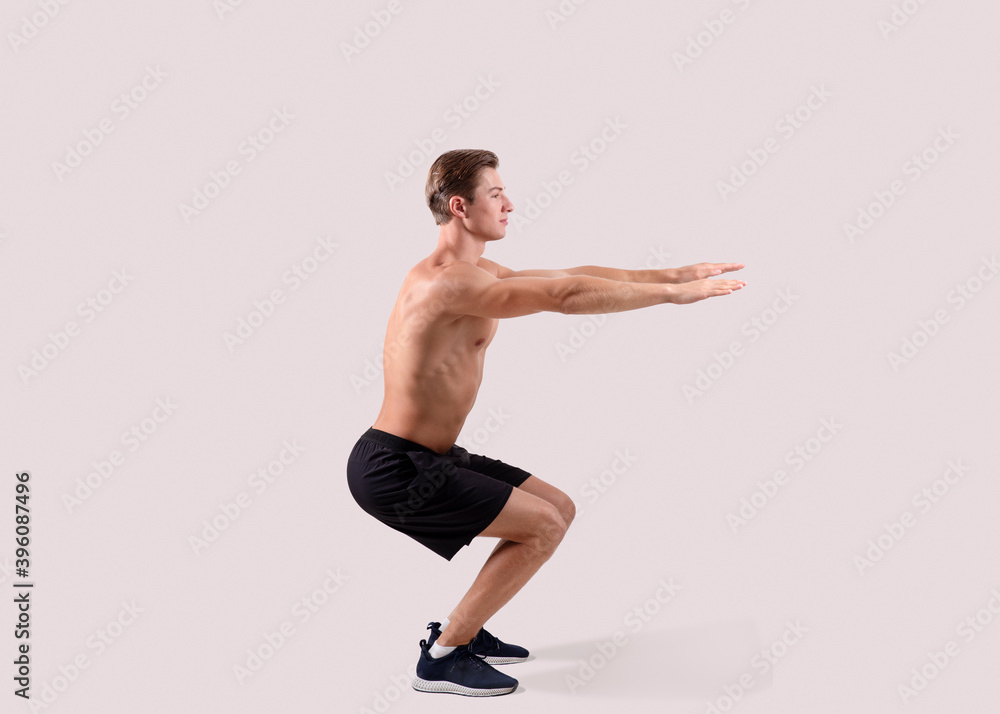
[{"xmin": 448, "ymin": 195, "xmax": 467, "ymax": 219}]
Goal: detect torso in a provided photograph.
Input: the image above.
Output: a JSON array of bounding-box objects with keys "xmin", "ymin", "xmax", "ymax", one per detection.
[{"xmin": 371, "ymin": 258, "xmax": 499, "ymax": 454}]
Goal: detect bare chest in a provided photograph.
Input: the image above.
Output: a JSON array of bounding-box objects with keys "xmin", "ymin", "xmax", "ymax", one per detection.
[{"xmin": 462, "ymin": 314, "xmax": 498, "ymax": 352}]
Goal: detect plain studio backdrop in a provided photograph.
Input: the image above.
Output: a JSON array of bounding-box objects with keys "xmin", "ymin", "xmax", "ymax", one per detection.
[{"xmin": 2, "ymin": 1, "xmax": 998, "ymax": 712}]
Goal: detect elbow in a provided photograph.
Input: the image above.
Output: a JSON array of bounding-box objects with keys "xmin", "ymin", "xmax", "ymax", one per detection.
[
  {"xmin": 551, "ymin": 279, "xmax": 577, "ymax": 314},
  {"xmin": 553, "ymin": 288, "xmax": 568, "ymax": 314}
]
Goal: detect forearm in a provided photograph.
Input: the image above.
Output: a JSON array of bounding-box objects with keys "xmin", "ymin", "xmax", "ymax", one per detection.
[
  {"xmin": 558, "ymin": 275, "xmax": 674, "ymax": 314},
  {"xmin": 564, "ymin": 265, "xmax": 679, "ymax": 283}
]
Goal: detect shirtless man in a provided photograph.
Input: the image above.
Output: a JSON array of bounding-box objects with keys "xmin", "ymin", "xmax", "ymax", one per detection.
[{"xmin": 346, "ymin": 149, "xmax": 746, "ymax": 697}]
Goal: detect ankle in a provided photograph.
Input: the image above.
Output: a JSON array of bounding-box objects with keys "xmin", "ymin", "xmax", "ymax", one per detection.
[
  {"xmin": 436, "ymin": 626, "xmax": 475, "ymax": 648},
  {"xmin": 435, "ymin": 633, "xmax": 468, "ymax": 648}
]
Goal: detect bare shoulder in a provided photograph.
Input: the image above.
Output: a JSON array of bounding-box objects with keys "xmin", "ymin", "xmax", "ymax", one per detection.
[
  {"xmin": 475, "ymin": 256, "xmax": 516, "ymax": 278},
  {"xmin": 416, "ymin": 257, "xmax": 497, "ymax": 281},
  {"xmin": 475, "ymin": 257, "xmax": 501, "ymax": 277},
  {"xmin": 409, "ymin": 259, "xmax": 498, "ymax": 318},
  {"xmin": 404, "ymin": 257, "xmax": 490, "ymax": 301},
  {"xmin": 432, "ymin": 258, "xmax": 495, "ymax": 288}
]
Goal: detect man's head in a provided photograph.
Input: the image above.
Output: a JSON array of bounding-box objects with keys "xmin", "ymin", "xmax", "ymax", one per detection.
[{"xmin": 425, "ymin": 150, "xmax": 512, "ymax": 235}]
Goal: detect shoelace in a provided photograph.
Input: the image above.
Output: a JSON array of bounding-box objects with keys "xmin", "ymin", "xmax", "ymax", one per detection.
[
  {"xmin": 476, "ymin": 627, "xmax": 500, "ymax": 651},
  {"xmin": 450, "ymin": 646, "xmax": 487, "ymax": 672},
  {"xmin": 424, "ymin": 628, "xmax": 488, "ymax": 671}
]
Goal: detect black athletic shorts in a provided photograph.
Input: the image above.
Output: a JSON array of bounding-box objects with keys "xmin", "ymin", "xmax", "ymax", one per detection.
[{"xmin": 346, "ymin": 426, "xmax": 532, "ymax": 561}]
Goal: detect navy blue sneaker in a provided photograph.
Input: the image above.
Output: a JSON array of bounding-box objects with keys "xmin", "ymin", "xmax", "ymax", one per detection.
[
  {"xmin": 425, "ymin": 621, "xmax": 529, "ymax": 665},
  {"xmin": 412, "ymin": 638, "xmax": 517, "ymax": 696},
  {"xmin": 468, "ymin": 626, "xmax": 530, "ymax": 664}
]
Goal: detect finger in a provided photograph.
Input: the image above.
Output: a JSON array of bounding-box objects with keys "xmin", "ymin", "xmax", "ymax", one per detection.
[{"xmin": 707, "ymin": 279, "xmax": 745, "ymax": 288}]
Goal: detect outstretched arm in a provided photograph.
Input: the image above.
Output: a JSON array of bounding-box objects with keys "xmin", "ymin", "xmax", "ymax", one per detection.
[
  {"xmin": 560, "ymin": 274, "xmax": 745, "ymax": 313},
  {"xmin": 564, "ymin": 262, "xmax": 745, "ymax": 283},
  {"xmin": 480, "ymin": 257, "xmax": 745, "ymax": 283},
  {"xmin": 441, "ymin": 260, "xmax": 746, "ymax": 318}
]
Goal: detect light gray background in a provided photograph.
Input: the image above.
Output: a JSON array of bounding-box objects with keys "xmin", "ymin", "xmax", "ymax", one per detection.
[{"xmin": 2, "ymin": 1, "xmax": 998, "ymax": 712}]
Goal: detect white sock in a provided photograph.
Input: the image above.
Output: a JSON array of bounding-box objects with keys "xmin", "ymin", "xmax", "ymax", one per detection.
[
  {"xmin": 427, "ymin": 619, "xmax": 454, "ymax": 658},
  {"xmin": 427, "ymin": 642, "xmax": 456, "ymax": 659}
]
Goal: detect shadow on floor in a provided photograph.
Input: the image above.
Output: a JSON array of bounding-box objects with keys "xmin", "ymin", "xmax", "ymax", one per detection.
[{"xmin": 525, "ymin": 618, "xmax": 774, "ymax": 699}]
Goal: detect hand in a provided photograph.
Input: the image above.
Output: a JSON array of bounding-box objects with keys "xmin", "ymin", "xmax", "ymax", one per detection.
[
  {"xmin": 670, "ymin": 262, "xmax": 745, "ymax": 283},
  {"xmin": 669, "ymin": 277, "xmax": 746, "ymax": 305}
]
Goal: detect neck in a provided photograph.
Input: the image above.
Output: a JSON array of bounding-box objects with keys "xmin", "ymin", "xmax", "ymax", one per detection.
[{"xmin": 434, "ymin": 223, "xmax": 488, "ymax": 264}]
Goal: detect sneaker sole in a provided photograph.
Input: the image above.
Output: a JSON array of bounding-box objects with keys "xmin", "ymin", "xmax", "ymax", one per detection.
[
  {"xmin": 478, "ymin": 654, "xmax": 528, "ymax": 665},
  {"xmin": 412, "ymin": 676, "xmax": 516, "ymax": 696}
]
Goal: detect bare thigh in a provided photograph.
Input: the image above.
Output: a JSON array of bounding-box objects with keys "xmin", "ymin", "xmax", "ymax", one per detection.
[
  {"xmin": 476, "ymin": 475, "xmax": 574, "ymax": 544},
  {"xmin": 516, "ymin": 474, "xmax": 575, "ymax": 525}
]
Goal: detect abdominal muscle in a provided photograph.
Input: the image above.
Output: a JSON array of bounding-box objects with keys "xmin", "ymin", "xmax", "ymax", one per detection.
[{"xmin": 372, "ymin": 264, "xmax": 498, "ymax": 454}]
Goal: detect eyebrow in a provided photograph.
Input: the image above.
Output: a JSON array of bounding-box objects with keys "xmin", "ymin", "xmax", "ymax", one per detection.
[{"xmin": 488, "ymin": 186, "xmax": 505, "ymax": 192}]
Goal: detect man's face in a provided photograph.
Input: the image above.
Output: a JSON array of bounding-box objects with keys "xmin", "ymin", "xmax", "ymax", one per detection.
[{"xmin": 460, "ymin": 167, "xmax": 514, "ymax": 240}]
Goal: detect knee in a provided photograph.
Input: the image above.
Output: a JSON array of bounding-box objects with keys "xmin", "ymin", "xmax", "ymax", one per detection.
[
  {"xmin": 531, "ymin": 503, "xmax": 569, "ymax": 554},
  {"xmin": 546, "ymin": 489, "xmax": 576, "ymax": 529},
  {"xmin": 559, "ymin": 495, "xmax": 576, "ymax": 528}
]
